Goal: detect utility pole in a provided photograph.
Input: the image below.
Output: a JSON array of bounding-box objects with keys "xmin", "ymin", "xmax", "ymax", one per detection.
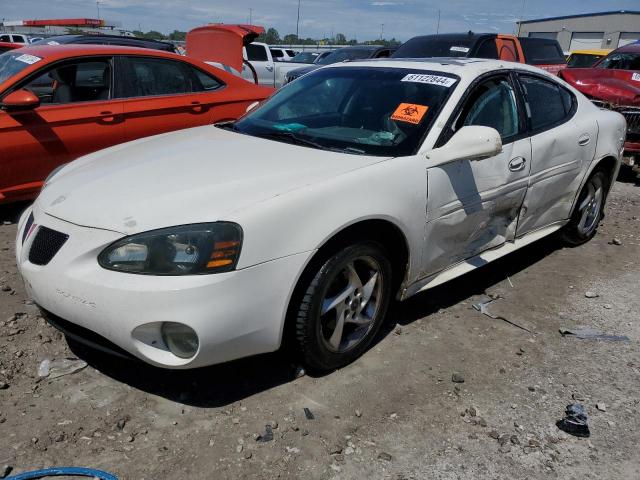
[
  {"xmin": 380, "ymin": 23, "xmax": 384, "ymax": 41},
  {"xmin": 248, "ymin": 8, "xmax": 253, "ymax": 25},
  {"xmin": 96, "ymin": 1, "xmax": 101, "ymax": 20},
  {"xmin": 436, "ymin": 10, "xmax": 441, "ymax": 34},
  {"xmin": 296, "ymin": 0, "xmax": 301, "ymax": 40},
  {"xmin": 517, "ymin": 0, "xmax": 526, "ymax": 36}
]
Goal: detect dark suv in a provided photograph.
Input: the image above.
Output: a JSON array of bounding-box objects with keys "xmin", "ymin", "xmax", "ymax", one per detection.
[{"xmin": 32, "ymin": 34, "xmax": 177, "ymax": 53}]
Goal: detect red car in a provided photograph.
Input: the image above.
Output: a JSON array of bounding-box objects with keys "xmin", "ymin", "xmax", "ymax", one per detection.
[
  {"xmin": 0, "ymin": 41, "xmax": 21, "ymax": 54},
  {"xmin": 559, "ymin": 43, "xmax": 640, "ymax": 161},
  {"xmin": 0, "ymin": 45, "xmax": 273, "ymax": 204}
]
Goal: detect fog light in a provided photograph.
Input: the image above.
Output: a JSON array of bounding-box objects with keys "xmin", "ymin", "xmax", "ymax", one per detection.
[{"xmin": 161, "ymin": 322, "xmax": 199, "ymax": 359}]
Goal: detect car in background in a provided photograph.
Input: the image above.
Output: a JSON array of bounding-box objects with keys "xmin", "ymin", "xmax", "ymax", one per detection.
[
  {"xmin": 32, "ymin": 34, "xmax": 177, "ymax": 53},
  {"xmin": 0, "ymin": 33, "xmax": 41, "ymax": 44},
  {"xmin": 243, "ymin": 42, "xmax": 318, "ymax": 87},
  {"xmin": 16, "ymin": 58, "xmax": 624, "ymax": 371},
  {"xmin": 269, "ymin": 47, "xmax": 297, "ymax": 61},
  {"xmin": 392, "ymin": 33, "xmax": 567, "ymax": 74},
  {"xmin": 559, "ymin": 43, "xmax": 640, "ymax": 164},
  {"xmin": 0, "ymin": 42, "xmax": 21, "ymax": 54},
  {"xmin": 290, "ymin": 51, "xmax": 328, "ymax": 64},
  {"xmin": 0, "ymin": 44, "xmax": 272, "ymax": 204},
  {"xmin": 284, "ymin": 45, "xmax": 396, "ymax": 83},
  {"xmin": 566, "ymin": 49, "xmax": 612, "ymax": 68}
]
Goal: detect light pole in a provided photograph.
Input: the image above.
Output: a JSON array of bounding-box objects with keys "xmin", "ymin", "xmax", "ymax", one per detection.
[
  {"xmin": 436, "ymin": 9, "xmax": 441, "ymax": 34},
  {"xmin": 296, "ymin": 0, "xmax": 301, "ymax": 40},
  {"xmin": 380, "ymin": 23, "xmax": 384, "ymax": 41},
  {"xmin": 248, "ymin": 8, "xmax": 253, "ymax": 25},
  {"xmin": 96, "ymin": 1, "xmax": 101, "ymax": 20}
]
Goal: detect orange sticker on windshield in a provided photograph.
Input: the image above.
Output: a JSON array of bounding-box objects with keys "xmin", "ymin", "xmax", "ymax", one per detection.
[{"xmin": 391, "ymin": 103, "xmax": 429, "ymax": 125}]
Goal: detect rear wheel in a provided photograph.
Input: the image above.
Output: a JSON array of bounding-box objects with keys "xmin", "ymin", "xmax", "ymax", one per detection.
[
  {"xmin": 293, "ymin": 242, "xmax": 392, "ymax": 372},
  {"xmin": 561, "ymin": 170, "xmax": 608, "ymax": 245}
]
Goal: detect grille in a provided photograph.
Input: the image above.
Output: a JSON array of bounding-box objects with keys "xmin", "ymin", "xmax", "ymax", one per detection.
[
  {"xmin": 28, "ymin": 227, "xmax": 69, "ymax": 266},
  {"xmin": 21, "ymin": 212, "xmax": 34, "ymax": 245}
]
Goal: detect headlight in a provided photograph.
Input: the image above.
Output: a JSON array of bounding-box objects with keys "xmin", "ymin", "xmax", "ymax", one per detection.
[{"xmin": 98, "ymin": 222, "xmax": 242, "ymax": 275}]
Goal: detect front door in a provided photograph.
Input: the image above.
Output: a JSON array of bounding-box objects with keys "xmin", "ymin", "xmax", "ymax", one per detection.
[
  {"xmin": 0, "ymin": 57, "xmax": 124, "ymax": 201},
  {"xmin": 422, "ymin": 74, "xmax": 531, "ymax": 277}
]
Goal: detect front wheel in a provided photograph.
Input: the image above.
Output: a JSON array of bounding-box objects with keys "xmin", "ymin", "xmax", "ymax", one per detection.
[
  {"xmin": 561, "ymin": 170, "xmax": 608, "ymax": 246},
  {"xmin": 293, "ymin": 242, "xmax": 393, "ymax": 372}
]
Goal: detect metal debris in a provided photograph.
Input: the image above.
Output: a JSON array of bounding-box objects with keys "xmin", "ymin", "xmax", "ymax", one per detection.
[
  {"xmin": 556, "ymin": 404, "xmax": 590, "ymax": 438},
  {"xmin": 472, "ymin": 295, "xmax": 533, "ymax": 333},
  {"xmin": 559, "ymin": 328, "xmax": 629, "ymax": 342}
]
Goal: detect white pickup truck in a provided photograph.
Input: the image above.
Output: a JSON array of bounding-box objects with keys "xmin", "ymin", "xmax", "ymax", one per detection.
[{"xmin": 243, "ymin": 42, "xmax": 311, "ymax": 88}]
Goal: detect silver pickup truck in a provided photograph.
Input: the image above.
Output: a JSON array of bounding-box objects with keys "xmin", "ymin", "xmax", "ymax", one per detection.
[{"xmin": 243, "ymin": 42, "xmax": 311, "ymax": 88}]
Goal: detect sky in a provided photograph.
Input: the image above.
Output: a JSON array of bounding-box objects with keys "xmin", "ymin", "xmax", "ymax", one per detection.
[{"xmin": 1, "ymin": 0, "xmax": 639, "ymax": 41}]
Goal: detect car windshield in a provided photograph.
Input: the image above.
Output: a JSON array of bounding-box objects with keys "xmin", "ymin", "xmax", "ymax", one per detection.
[
  {"xmin": 567, "ymin": 53, "xmax": 604, "ymax": 68},
  {"xmin": 0, "ymin": 51, "xmax": 39, "ymax": 84},
  {"xmin": 291, "ymin": 52, "xmax": 319, "ymax": 63},
  {"xmin": 317, "ymin": 48, "xmax": 376, "ymax": 65},
  {"xmin": 596, "ymin": 51, "xmax": 640, "ymax": 70},
  {"xmin": 393, "ymin": 36, "xmax": 474, "ymax": 58},
  {"xmin": 232, "ymin": 67, "xmax": 459, "ymax": 157}
]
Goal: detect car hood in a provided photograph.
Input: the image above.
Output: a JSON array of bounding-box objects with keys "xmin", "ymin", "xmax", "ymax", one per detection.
[
  {"xmin": 288, "ymin": 65, "xmax": 320, "ymax": 77},
  {"xmin": 560, "ymin": 68, "xmax": 640, "ymax": 105},
  {"xmin": 37, "ymin": 126, "xmax": 384, "ymax": 235}
]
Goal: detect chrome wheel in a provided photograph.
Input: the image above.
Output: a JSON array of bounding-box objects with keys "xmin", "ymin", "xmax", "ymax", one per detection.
[
  {"xmin": 319, "ymin": 256, "xmax": 383, "ymax": 353},
  {"xmin": 576, "ymin": 181, "xmax": 603, "ymax": 236}
]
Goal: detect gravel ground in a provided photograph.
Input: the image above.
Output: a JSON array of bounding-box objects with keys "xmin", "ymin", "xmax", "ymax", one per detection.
[{"xmin": 0, "ymin": 176, "xmax": 639, "ymax": 480}]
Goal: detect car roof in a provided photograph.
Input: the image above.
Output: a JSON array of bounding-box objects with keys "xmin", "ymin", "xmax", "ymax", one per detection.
[
  {"xmin": 325, "ymin": 57, "xmax": 550, "ymax": 77},
  {"xmin": 7, "ymin": 44, "xmax": 183, "ymax": 61},
  {"xmin": 614, "ymin": 43, "xmax": 640, "ymax": 53}
]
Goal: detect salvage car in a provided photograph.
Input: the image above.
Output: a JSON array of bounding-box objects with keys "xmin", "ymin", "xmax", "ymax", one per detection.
[
  {"xmin": 559, "ymin": 43, "xmax": 640, "ymax": 163},
  {"xmin": 0, "ymin": 44, "xmax": 272, "ymax": 203},
  {"xmin": 566, "ymin": 49, "xmax": 611, "ymax": 68},
  {"xmin": 32, "ymin": 34, "xmax": 178, "ymax": 53},
  {"xmin": 0, "ymin": 41, "xmax": 21, "ymax": 54},
  {"xmin": 17, "ymin": 59, "xmax": 625, "ymax": 371}
]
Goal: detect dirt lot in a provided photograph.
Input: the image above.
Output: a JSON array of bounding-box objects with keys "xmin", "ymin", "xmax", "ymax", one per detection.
[{"xmin": 1, "ymin": 175, "xmax": 639, "ymax": 480}]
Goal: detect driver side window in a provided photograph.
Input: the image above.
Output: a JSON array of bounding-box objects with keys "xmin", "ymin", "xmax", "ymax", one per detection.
[{"xmin": 456, "ymin": 77, "xmax": 520, "ymax": 142}]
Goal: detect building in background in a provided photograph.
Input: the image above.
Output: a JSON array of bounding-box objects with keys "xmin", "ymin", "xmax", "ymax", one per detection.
[
  {"xmin": 517, "ymin": 10, "xmax": 640, "ymax": 52},
  {"xmin": 0, "ymin": 18, "xmax": 129, "ymax": 37}
]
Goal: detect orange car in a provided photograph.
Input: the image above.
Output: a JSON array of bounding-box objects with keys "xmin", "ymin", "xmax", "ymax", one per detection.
[{"xmin": 0, "ymin": 44, "xmax": 273, "ymax": 204}]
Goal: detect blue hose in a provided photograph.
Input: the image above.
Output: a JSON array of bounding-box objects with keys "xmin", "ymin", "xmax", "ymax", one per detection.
[{"xmin": 6, "ymin": 467, "xmax": 117, "ymax": 479}]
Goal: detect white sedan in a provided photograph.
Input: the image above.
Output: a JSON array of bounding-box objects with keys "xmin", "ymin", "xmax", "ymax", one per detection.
[{"xmin": 16, "ymin": 59, "xmax": 625, "ymax": 371}]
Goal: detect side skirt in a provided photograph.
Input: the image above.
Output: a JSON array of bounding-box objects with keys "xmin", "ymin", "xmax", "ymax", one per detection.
[{"xmin": 400, "ymin": 221, "xmax": 567, "ymax": 300}]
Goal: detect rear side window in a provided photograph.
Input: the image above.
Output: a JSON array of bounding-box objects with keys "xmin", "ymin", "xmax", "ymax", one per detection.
[
  {"xmin": 520, "ymin": 39, "xmax": 566, "ymax": 65},
  {"xmin": 0, "ymin": 35, "xmax": 10, "ymax": 42},
  {"xmin": 118, "ymin": 57, "xmax": 192, "ymax": 97},
  {"xmin": 246, "ymin": 44, "xmax": 268, "ymax": 62},
  {"xmin": 270, "ymin": 49, "xmax": 283, "ymax": 57},
  {"xmin": 519, "ymin": 75, "xmax": 575, "ymax": 131},
  {"xmin": 189, "ymin": 66, "xmax": 223, "ymax": 92},
  {"xmin": 475, "ymin": 39, "xmax": 499, "ymax": 59}
]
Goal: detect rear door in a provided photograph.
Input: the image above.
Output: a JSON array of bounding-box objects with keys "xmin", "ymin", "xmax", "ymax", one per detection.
[
  {"xmin": 115, "ymin": 55, "xmax": 231, "ymax": 143},
  {"xmin": 423, "ymin": 73, "xmax": 531, "ymax": 276},
  {"xmin": 0, "ymin": 57, "xmax": 124, "ymax": 201},
  {"xmin": 515, "ymin": 73, "xmax": 597, "ymax": 236}
]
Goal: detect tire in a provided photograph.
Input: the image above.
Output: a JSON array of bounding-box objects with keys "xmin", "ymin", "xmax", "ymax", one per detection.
[
  {"xmin": 293, "ymin": 242, "xmax": 393, "ymax": 372},
  {"xmin": 561, "ymin": 169, "xmax": 609, "ymax": 246}
]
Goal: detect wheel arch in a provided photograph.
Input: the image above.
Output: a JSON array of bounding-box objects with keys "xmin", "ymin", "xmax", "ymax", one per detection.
[
  {"xmin": 569, "ymin": 154, "xmax": 619, "ymax": 218},
  {"xmin": 279, "ymin": 217, "xmax": 411, "ymax": 349}
]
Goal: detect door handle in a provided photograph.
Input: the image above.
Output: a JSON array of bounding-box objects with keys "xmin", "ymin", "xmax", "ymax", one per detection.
[
  {"xmin": 265, "ymin": 64, "xmax": 274, "ymax": 72},
  {"xmin": 578, "ymin": 134, "xmax": 591, "ymax": 146},
  {"xmin": 100, "ymin": 111, "xmax": 116, "ymax": 123},
  {"xmin": 508, "ymin": 156, "xmax": 527, "ymax": 172},
  {"xmin": 190, "ymin": 101, "xmax": 205, "ymax": 113}
]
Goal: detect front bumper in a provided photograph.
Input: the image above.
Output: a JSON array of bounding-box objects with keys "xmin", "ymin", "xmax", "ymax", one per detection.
[{"xmin": 16, "ymin": 208, "xmax": 312, "ymax": 369}]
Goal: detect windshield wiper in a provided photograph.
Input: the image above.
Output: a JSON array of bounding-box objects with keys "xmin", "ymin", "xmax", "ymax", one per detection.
[{"xmin": 257, "ymin": 131, "xmax": 326, "ymax": 150}]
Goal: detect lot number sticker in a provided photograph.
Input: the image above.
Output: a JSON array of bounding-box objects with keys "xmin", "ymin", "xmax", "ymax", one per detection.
[
  {"xmin": 391, "ymin": 103, "xmax": 429, "ymax": 124},
  {"xmin": 15, "ymin": 54, "xmax": 42, "ymax": 65},
  {"xmin": 632, "ymin": 73, "xmax": 640, "ymax": 82},
  {"xmin": 450, "ymin": 46, "xmax": 470, "ymax": 53},
  {"xmin": 401, "ymin": 73, "xmax": 457, "ymax": 88}
]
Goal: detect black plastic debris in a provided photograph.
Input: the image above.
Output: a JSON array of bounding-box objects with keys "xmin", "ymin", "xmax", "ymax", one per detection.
[
  {"xmin": 556, "ymin": 403, "xmax": 590, "ymax": 438},
  {"xmin": 559, "ymin": 328, "xmax": 629, "ymax": 342},
  {"xmin": 303, "ymin": 408, "xmax": 315, "ymax": 420},
  {"xmin": 256, "ymin": 424, "xmax": 274, "ymax": 443}
]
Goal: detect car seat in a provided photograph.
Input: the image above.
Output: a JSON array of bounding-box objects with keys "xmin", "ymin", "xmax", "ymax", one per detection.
[{"xmin": 50, "ymin": 65, "xmax": 77, "ymax": 104}]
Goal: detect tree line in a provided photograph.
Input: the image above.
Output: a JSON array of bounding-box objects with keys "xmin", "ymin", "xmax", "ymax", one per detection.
[{"xmin": 127, "ymin": 27, "xmax": 400, "ymax": 46}]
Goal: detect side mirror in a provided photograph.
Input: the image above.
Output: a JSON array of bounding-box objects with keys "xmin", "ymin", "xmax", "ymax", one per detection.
[
  {"xmin": 426, "ymin": 126, "xmax": 502, "ymax": 166},
  {"xmin": 1, "ymin": 89, "xmax": 40, "ymax": 112}
]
